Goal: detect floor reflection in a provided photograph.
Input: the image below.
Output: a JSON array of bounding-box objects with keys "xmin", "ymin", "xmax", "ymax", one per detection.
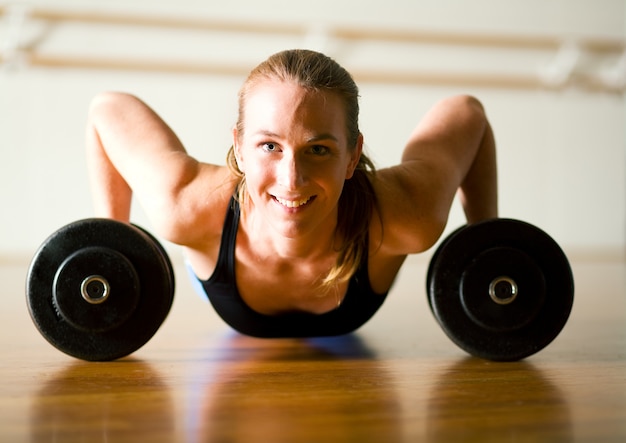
[
  {"xmin": 29, "ymin": 359, "xmax": 174, "ymax": 442},
  {"xmin": 426, "ymin": 358, "xmax": 573, "ymax": 441},
  {"xmin": 185, "ymin": 333, "xmax": 402, "ymax": 442}
]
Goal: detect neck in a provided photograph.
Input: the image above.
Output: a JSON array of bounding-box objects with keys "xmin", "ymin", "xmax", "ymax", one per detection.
[{"xmin": 241, "ymin": 204, "xmax": 339, "ymax": 262}]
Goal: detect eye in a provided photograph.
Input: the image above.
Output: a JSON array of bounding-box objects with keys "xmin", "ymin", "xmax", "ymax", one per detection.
[
  {"xmin": 262, "ymin": 142, "xmax": 278, "ymax": 152},
  {"xmin": 310, "ymin": 145, "xmax": 330, "ymax": 156}
]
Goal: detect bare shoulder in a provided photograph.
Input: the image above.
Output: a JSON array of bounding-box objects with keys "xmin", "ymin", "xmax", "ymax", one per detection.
[
  {"xmin": 159, "ymin": 162, "xmax": 239, "ymax": 247},
  {"xmin": 369, "ymin": 164, "xmax": 448, "ymax": 257}
]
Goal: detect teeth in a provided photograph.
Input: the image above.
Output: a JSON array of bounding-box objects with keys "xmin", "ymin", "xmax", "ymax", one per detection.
[{"xmin": 275, "ymin": 196, "xmax": 312, "ymax": 208}]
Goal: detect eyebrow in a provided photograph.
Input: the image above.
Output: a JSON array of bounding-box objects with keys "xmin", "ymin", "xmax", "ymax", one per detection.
[
  {"xmin": 253, "ymin": 130, "xmax": 280, "ymax": 138},
  {"xmin": 252, "ymin": 130, "xmax": 339, "ymax": 143},
  {"xmin": 307, "ymin": 133, "xmax": 339, "ymax": 143}
]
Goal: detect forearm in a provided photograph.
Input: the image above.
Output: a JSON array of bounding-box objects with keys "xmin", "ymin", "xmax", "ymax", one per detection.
[
  {"xmin": 458, "ymin": 119, "xmax": 498, "ymax": 224},
  {"xmin": 86, "ymin": 119, "xmax": 133, "ymax": 222}
]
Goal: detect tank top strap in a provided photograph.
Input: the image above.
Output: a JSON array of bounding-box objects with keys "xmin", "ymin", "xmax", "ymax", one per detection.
[{"xmin": 206, "ymin": 196, "xmax": 239, "ymax": 285}]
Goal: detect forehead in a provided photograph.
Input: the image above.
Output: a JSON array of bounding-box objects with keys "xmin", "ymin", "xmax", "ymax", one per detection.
[{"xmin": 242, "ymin": 79, "xmax": 347, "ymax": 139}]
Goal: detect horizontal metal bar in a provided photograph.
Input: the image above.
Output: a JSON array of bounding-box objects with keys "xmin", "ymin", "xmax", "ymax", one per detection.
[
  {"xmin": 1, "ymin": 6, "xmax": 623, "ymax": 53},
  {"xmin": 5, "ymin": 52, "xmax": 613, "ymax": 92}
]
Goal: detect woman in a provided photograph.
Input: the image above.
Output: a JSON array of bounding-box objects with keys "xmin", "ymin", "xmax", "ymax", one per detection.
[{"xmin": 86, "ymin": 49, "xmax": 497, "ymax": 337}]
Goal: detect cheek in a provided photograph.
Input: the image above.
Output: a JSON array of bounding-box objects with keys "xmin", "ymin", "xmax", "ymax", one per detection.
[
  {"xmin": 242, "ymin": 158, "xmax": 273, "ymax": 192},
  {"xmin": 323, "ymin": 166, "xmax": 351, "ymax": 198}
]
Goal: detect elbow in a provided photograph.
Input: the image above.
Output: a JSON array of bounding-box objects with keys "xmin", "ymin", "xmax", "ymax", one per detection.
[
  {"xmin": 437, "ymin": 94, "xmax": 487, "ymax": 128},
  {"xmin": 89, "ymin": 91, "xmax": 133, "ymax": 119},
  {"xmin": 452, "ymin": 94, "xmax": 486, "ymax": 113},
  {"xmin": 457, "ymin": 95, "xmax": 488, "ymax": 130},
  {"xmin": 449, "ymin": 95, "xmax": 488, "ymax": 130}
]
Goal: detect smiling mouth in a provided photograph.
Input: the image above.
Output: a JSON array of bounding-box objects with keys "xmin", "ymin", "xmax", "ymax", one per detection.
[{"xmin": 273, "ymin": 195, "xmax": 315, "ymax": 208}]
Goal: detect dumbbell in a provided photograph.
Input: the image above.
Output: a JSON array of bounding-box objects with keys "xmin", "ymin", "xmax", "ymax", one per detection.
[
  {"xmin": 427, "ymin": 218, "xmax": 574, "ymax": 361},
  {"xmin": 26, "ymin": 219, "xmax": 175, "ymax": 361}
]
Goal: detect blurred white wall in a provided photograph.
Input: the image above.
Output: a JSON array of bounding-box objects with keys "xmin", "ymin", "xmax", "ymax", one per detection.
[{"xmin": 1, "ymin": 0, "xmax": 624, "ymax": 260}]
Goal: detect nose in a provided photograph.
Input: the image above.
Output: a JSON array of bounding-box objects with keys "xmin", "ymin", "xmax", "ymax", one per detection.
[{"xmin": 276, "ymin": 152, "xmax": 306, "ymax": 190}]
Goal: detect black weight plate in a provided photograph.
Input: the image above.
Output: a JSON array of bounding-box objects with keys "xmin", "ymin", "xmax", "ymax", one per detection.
[
  {"xmin": 133, "ymin": 224, "xmax": 176, "ymax": 300},
  {"xmin": 460, "ymin": 246, "xmax": 546, "ymax": 332},
  {"xmin": 425, "ymin": 224, "xmax": 466, "ymax": 309},
  {"xmin": 26, "ymin": 219, "xmax": 175, "ymax": 361},
  {"xmin": 52, "ymin": 246, "xmax": 141, "ymax": 333},
  {"xmin": 427, "ymin": 219, "xmax": 574, "ymax": 361}
]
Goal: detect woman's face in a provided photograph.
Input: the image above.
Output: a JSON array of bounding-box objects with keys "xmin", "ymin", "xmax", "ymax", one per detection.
[{"xmin": 234, "ymin": 79, "xmax": 362, "ymax": 240}]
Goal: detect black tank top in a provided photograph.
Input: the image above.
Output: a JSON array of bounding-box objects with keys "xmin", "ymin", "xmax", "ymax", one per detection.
[{"xmin": 197, "ymin": 197, "xmax": 388, "ymax": 338}]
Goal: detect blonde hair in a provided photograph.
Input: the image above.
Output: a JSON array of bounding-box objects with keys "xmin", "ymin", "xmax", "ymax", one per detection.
[{"xmin": 227, "ymin": 49, "xmax": 377, "ymax": 290}]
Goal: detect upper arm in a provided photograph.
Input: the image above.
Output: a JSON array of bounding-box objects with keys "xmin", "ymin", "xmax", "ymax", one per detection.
[
  {"xmin": 88, "ymin": 92, "xmax": 236, "ymax": 244},
  {"xmin": 371, "ymin": 95, "xmax": 490, "ymax": 255},
  {"xmin": 371, "ymin": 165, "xmax": 448, "ymax": 256}
]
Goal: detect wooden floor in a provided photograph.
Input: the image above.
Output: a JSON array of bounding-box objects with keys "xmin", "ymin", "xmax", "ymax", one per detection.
[{"xmin": 0, "ymin": 254, "xmax": 624, "ymax": 442}]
